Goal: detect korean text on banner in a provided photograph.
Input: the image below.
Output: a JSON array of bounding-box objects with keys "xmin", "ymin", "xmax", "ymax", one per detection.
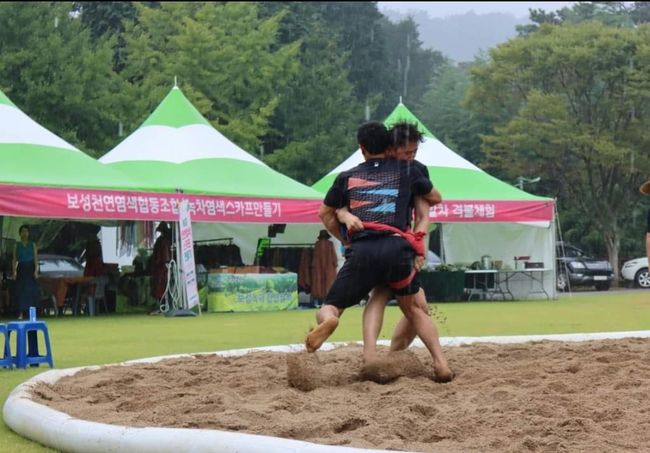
[{"xmin": 179, "ymin": 200, "xmax": 199, "ymax": 309}]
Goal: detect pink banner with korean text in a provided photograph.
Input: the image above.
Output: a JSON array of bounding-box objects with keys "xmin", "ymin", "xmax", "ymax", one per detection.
[
  {"xmin": 0, "ymin": 184, "xmax": 322, "ymax": 223},
  {"xmin": 179, "ymin": 200, "xmax": 200, "ymax": 310},
  {"xmin": 429, "ymin": 200, "xmax": 555, "ymax": 223}
]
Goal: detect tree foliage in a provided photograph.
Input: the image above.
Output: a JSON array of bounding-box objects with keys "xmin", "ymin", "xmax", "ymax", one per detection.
[
  {"xmin": 518, "ymin": 1, "xmax": 650, "ymax": 36},
  {"xmin": 316, "ymin": 1, "xmax": 389, "ymax": 111},
  {"xmin": 466, "ymin": 23, "xmax": 650, "ymax": 272},
  {"xmin": 261, "ymin": 24, "xmax": 359, "ymax": 184},
  {"xmin": 256, "ymin": 2, "xmax": 360, "ymax": 184},
  {"xmin": 377, "ymin": 16, "xmax": 446, "ymax": 117},
  {"xmin": 415, "ymin": 62, "xmax": 488, "ymax": 165},
  {"xmin": 120, "ymin": 2, "xmax": 300, "ymax": 152},
  {"xmin": 256, "ymin": 2, "xmax": 443, "ymax": 183},
  {"xmin": 0, "ymin": 1, "xmax": 126, "ymax": 156},
  {"xmin": 73, "ymin": 1, "xmax": 148, "ymax": 71},
  {"xmin": 0, "ymin": 1, "xmax": 445, "ymax": 182}
]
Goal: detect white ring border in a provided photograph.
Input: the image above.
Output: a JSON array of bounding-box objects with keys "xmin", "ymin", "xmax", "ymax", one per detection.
[{"xmin": 4, "ymin": 331, "xmax": 650, "ymax": 453}]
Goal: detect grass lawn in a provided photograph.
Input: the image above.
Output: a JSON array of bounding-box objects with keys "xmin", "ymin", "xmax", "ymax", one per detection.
[{"xmin": 1, "ymin": 290, "xmax": 649, "ymax": 452}]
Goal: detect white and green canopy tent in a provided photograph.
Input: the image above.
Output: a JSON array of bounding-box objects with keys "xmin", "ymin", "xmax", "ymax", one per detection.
[
  {"xmin": 313, "ymin": 103, "xmax": 557, "ymax": 299},
  {"xmin": 0, "ymin": 88, "xmax": 155, "ymax": 243},
  {"xmin": 99, "ymin": 86, "xmax": 324, "ymax": 263},
  {"xmin": 0, "ymin": 89, "xmax": 147, "ymax": 205}
]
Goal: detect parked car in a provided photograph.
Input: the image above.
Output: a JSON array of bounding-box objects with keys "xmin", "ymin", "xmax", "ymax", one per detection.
[
  {"xmin": 0, "ymin": 255, "xmax": 85, "ymax": 316},
  {"xmin": 38, "ymin": 254, "xmax": 85, "ymax": 278},
  {"xmin": 556, "ymin": 242, "xmax": 614, "ymax": 291},
  {"xmin": 621, "ymin": 257, "xmax": 649, "ymax": 288}
]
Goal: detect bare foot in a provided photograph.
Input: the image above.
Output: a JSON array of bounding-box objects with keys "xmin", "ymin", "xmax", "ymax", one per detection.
[
  {"xmin": 362, "ymin": 352, "xmax": 377, "ymax": 365},
  {"xmin": 305, "ymin": 317, "xmax": 339, "ymax": 352},
  {"xmin": 433, "ymin": 362, "xmax": 455, "ymax": 383},
  {"xmin": 360, "ymin": 356, "xmax": 402, "ymax": 384}
]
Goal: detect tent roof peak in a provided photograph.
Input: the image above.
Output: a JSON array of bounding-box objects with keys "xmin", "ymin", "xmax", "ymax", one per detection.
[
  {"xmin": 139, "ymin": 86, "xmax": 211, "ymax": 129},
  {"xmin": 0, "ymin": 87, "xmax": 17, "ymax": 108},
  {"xmin": 383, "ymin": 102, "xmax": 436, "ymax": 139}
]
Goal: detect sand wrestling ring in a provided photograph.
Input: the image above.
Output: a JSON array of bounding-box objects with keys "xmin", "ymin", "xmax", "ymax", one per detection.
[{"xmin": 5, "ymin": 331, "xmax": 650, "ymax": 453}]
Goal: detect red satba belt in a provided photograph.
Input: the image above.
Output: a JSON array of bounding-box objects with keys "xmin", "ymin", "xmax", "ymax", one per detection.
[{"xmin": 359, "ymin": 221, "xmax": 426, "ymax": 256}]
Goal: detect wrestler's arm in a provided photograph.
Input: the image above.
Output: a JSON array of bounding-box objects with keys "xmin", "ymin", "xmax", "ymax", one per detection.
[
  {"xmin": 413, "ymin": 197, "xmax": 430, "ymax": 234},
  {"xmin": 320, "ymin": 173, "xmax": 351, "ymax": 244},
  {"xmin": 419, "ymin": 187, "xmax": 442, "ymax": 207},
  {"xmin": 336, "ymin": 206, "xmax": 364, "ymax": 233},
  {"xmin": 319, "ymin": 204, "xmax": 346, "ymax": 243}
]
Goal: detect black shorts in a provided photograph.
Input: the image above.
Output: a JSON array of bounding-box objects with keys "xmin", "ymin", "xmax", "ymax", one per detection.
[{"xmin": 324, "ymin": 235, "xmax": 419, "ymax": 310}]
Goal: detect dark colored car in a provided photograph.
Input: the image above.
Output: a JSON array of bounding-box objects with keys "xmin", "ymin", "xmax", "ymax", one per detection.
[{"xmin": 556, "ymin": 242, "xmax": 614, "ymax": 291}]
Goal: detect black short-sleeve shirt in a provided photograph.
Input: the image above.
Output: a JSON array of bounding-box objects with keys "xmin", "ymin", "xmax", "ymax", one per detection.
[
  {"xmin": 414, "ymin": 160, "xmax": 430, "ymax": 179},
  {"xmin": 324, "ymin": 159, "xmax": 432, "ymax": 239},
  {"xmin": 646, "ymin": 208, "xmax": 650, "ymax": 233},
  {"xmin": 408, "ymin": 161, "xmax": 430, "ymax": 223}
]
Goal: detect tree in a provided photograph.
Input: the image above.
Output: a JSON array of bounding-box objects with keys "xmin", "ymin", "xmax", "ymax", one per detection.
[
  {"xmin": 260, "ymin": 24, "xmax": 360, "ymax": 184},
  {"xmin": 377, "ymin": 16, "xmax": 446, "ymax": 117},
  {"xmin": 415, "ymin": 62, "xmax": 488, "ymax": 165},
  {"xmin": 257, "ymin": 2, "xmax": 448, "ymax": 184},
  {"xmin": 631, "ymin": 1, "xmax": 650, "ymax": 24},
  {"xmin": 315, "ymin": 1, "xmax": 390, "ymax": 117},
  {"xmin": 466, "ymin": 23, "xmax": 650, "ymax": 278},
  {"xmin": 516, "ymin": 8, "xmax": 562, "ymax": 36},
  {"xmin": 518, "ymin": 1, "xmax": 650, "ymax": 36},
  {"xmin": 74, "ymin": 1, "xmax": 139, "ymax": 39},
  {"xmin": 256, "ymin": 2, "xmax": 361, "ymax": 184},
  {"xmin": 0, "ymin": 1, "xmax": 127, "ymax": 156},
  {"xmin": 120, "ymin": 2, "xmax": 299, "ymax": 152},
  {"xmin": 73, "ymin": 1, "xmax": 148, "ymax": 71}
]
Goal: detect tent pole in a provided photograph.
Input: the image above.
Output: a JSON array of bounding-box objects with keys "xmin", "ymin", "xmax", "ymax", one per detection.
[
  {"xmin": 165, "ymin": 220, "xmax": 195, "ymax": 317},
  {"xmin": 551, "ymin": 209, "xmax": 558, "ymax": 300},
  {"xmin": 553, "ymin": 201, "xmax": 568, "ymax": 298},
  {"xmin": 440, "ymin": 224, "xmax": 446, "ymax": 263}
]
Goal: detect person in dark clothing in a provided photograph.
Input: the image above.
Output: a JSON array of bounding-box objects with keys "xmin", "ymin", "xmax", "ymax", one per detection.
[
  {"xmin": 150, "ymin": 222, "xmax": 172, "ymax": 312},
  {"xmin": 83, "ymin": 237, "xmax": 105, "ymax": 278},
  {"xmin": 310, "ymin": 230, "xmax": 337, "ymax": 306},
  {"xmin": 339, "ymin": 122, "xmax": 435, "ymax": 364},
  {"xmin": 306, "ymin": 121, "xmax": 452, "ymax": 382},
  {"xmin": 12, "ymin": 224, "xmax": 40, "ymax": 319}
]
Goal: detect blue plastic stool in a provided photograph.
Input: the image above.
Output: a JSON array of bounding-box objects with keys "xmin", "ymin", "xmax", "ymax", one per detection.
[
  {"xmin": 7, "ymin": 321, "xmax": 54, "ymax": 369},
  {"xmin": 0, "ymin": 324, "xmax": 11, "ymax": 368}
]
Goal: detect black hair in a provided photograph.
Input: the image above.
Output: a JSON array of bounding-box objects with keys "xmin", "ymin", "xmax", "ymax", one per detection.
[
  {"xmin": 157, "ymin": 222, "xmax": 171, "ymax": 234},
  {"xmin": 18, "ymin": 224, "xmax": 30, "ymax": 234},
  {"xmin": 389, "ymin": 122, "xmax": 424, "ymax": 148},
  {"xmin": 357, "ymin": 121, "xmax": 390, "ymax": 155}
]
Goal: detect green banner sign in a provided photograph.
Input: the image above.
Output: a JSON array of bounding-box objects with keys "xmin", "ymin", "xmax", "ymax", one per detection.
[{"xmin": 207, "ymin": 272, "xmax": 298, "ymax": 312}]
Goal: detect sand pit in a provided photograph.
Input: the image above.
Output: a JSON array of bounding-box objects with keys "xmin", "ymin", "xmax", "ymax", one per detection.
[{"xmin": 24, "ymin": 337, "xmax": 650, "ymax": 453}]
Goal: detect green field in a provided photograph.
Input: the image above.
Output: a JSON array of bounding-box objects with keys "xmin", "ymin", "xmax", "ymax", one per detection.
[{"xmin": 1, "ymin": 291, "xmax": 649, "ymax": 452}]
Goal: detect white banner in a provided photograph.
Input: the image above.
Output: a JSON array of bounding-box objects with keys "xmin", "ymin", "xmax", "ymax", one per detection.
[{"xmin": 179, "ymin": 200, "xmax": 200, "ymax": 309}]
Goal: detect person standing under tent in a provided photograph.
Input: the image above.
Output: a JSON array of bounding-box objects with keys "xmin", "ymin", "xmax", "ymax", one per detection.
[
  {"xmin": 83, "ymin": 236, "xmax": 106, "ymax": 313},
  {"xmin": 83, "ymin": 236, "xmax": 105, "ymax": 278},
  {"xmin": 310, "ymin": 230, "xmax": 337, "ymax": 307},
  {"xmin": 150, "ymin": 222, "xmax": 172, "ymax": 314},
  {"xmin": 12, "ymin": 224, "xmax": 40, "ymax": 319}
]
